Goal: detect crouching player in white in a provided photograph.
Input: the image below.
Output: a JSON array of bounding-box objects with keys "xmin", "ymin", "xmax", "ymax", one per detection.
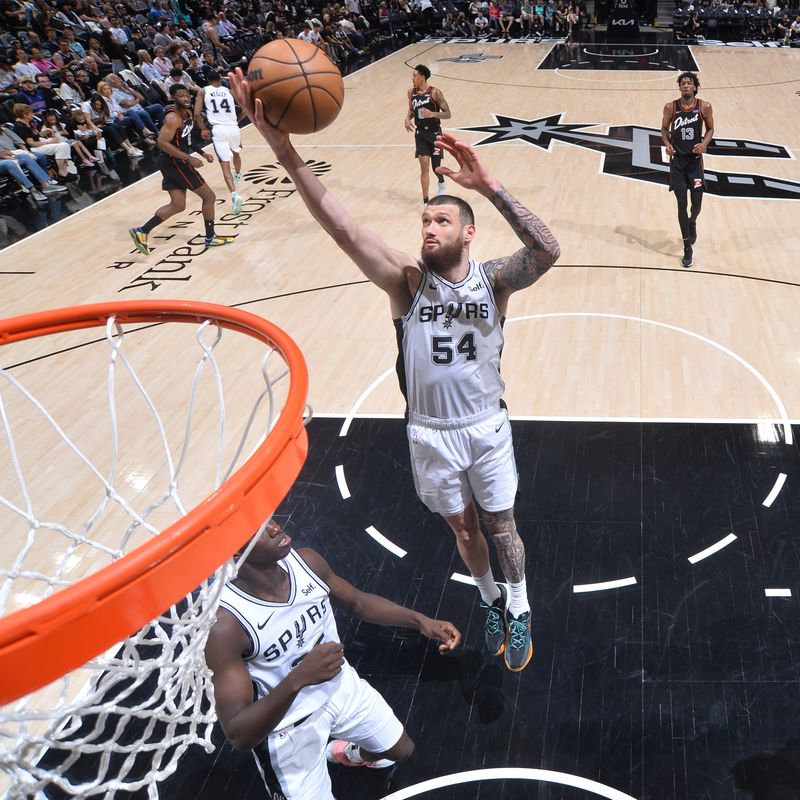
[
  {"xmin": 195, "ymin": 67, "xmax": 244, "ymax": 215},
  {"xmin": 205, "ymin": 518, "xmax": 461, "ymax": 800}
]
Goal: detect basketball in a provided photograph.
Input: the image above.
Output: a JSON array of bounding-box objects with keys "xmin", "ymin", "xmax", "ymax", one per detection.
[{"xmin": 246, "ymin": 39, "xmax": 345, "ymax": 134}]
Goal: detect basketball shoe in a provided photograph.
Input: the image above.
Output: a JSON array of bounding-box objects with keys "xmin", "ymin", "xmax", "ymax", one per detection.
[
  {"xmin": 504, "ymin": 609, "xmax": 533, "ymax": 672},
  {"xmin": 205, "ymin": 234, "xmax": 236, "ymax": 247},
  {"xmin": 481, "ymin": 584, "xmax": 508, "ymax": 657},
  {"xmin": 233, "ymin": 170, "xmax": 243, "ymax": 185},
  {"xmin": 231, "ymin": 192, "xmax": 242, "ymax": 215},
  {"xmin": 436, "ymin": 181, "xmax": 447, "ymax": 196},
  {"xmin": 325, "ymin": 740, "xmax": 395, "ymax": 769},
  {"xmin": 129, "ymin": 227, "xmax": 151, "ymax": 256},
  {"xmin": 681, "ymin": 243, "xmax": 693, "ymax": 269}
]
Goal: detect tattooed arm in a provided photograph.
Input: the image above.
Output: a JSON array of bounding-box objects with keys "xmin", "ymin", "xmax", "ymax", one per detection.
[{"xmin": 435, "ymin": 132, "xmax": 560, "ymax": 304}]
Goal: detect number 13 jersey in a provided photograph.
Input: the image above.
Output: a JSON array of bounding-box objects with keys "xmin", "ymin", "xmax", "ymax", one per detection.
[{"xmin": 394, "ymin": 260, "xmax": 505, "ymax": 420}]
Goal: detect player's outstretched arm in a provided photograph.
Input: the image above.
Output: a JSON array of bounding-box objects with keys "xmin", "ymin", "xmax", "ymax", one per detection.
[
  {"xmin": 435, "ymin": 132, "xmax": 560, "ymax": 300},
  {"xmin": 299, "ymin": 548, "xmax": 461, "ymax": 654},
  {"xmin": 229, "ymin": 68, "xmax": 415, "ymax": 314},
  {"xmin": 205, "ymin": 608, "xmax": 345, "ymax": 751}
]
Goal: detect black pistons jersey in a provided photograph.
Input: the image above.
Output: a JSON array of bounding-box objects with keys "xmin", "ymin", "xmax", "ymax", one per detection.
[
  {"xmin": 161, "ymin": 105, "xmax": 194, "ymax": 162},
  {"xmin": 670, "ymin": 98, "xmax": 703, "ymax": 156},
  {"xmin": 411, "ymin": 86, "xmax": 441, "ymax": 132}
]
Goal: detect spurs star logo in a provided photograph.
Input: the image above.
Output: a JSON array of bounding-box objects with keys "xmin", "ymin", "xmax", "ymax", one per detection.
[
  {"xmin": 459, "ymin": 113, "xmax": 800, "ymax": 200},
  {"xmin": 437, "ymin": 53, "xmax": 504, "ymax": 63},
  {"xmin": 243, "ymin": 159, "xmax": 332, "ymax": 185}
]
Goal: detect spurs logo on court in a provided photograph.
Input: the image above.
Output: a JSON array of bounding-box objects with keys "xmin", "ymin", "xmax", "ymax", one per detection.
[
  {"xmin": 437, "ymin": 53, "xmax": 504, "ymax": 63},
  {"xmin": 460, "ymin": 114, "xmax": 800, "ymax": 200},
  {"xmin": 243, "ymin": 159, "xmax": 332, "ymax": 185}
]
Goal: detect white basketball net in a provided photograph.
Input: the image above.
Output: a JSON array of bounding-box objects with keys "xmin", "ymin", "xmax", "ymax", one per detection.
[{"xmin": 0, "ymin": 315, "xmax": 294, "ymax": 798}]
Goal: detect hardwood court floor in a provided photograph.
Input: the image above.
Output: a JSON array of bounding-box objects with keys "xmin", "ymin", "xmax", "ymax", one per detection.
[{"xmin": 3, "ymin": 34, "xmax": 800, "ymax": 800}]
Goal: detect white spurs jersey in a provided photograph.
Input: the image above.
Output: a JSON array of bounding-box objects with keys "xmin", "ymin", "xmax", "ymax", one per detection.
[
  {"xmin": 218, "ymin": 549, "xmax": 348, "ymax": 727},
  {"xmin": 396, "ymin": 260, "xmax": 505, "ymax": 419},
  {"xmin": 203, "ymin": 84, "xmax": 237, "ymax": 127}
]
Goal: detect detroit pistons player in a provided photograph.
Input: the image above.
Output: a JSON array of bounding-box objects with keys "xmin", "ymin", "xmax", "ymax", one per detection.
[
  {"xmin": 661, "ymin": 71, "xmax": 714, "ymax": 268},
  {"xmin": 404, "ymin": 64, "xmax": 451, "ymax": 206}
]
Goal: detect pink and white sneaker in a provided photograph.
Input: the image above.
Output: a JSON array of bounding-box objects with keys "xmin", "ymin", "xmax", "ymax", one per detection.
[{"xmin": 325, "ymin": 739, "xmax": 394, "ymax": 769}]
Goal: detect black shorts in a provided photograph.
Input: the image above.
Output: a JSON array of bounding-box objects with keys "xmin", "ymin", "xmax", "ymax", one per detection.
[
  {"xmin": 414, "ymin": 127, "xmax": 442, "ymax": 159},
  {"xmin": 669, "ymin": 152, "xmax": 704, "ymax": 193},
  {"xmin": 160, "ymin": 157, "xmax": 206, "ymax": 192}
]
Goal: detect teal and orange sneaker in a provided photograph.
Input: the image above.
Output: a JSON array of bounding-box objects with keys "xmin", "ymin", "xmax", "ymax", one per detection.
[
  {"xmin": 129, "ymin": 226, "xmax": 150, "ymax": 255},
  {"xmin": 205, "ymin": 234, "xmax": 235, "ymax": 247},
  {"xmin": 504, "ymin": 610, "xmax": 533, "ymax": 672},
  {"xmin": 481, "ymin": 584, "xmax": 508, "ymax": 657}
]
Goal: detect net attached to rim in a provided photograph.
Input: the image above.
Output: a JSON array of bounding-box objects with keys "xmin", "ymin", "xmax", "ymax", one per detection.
[{"xmin": 0, "ymin": 300, "xmax": 308, "ymax": 799}]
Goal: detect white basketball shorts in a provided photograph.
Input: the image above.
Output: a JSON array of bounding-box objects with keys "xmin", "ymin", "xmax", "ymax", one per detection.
[
  {"xmin": 251, "ymin": 663, "xmax": 403, "ymax": 800},
  {"xmin": 212, "ymin": 123, "xmax": 241, "ymax": 162},
  {"xmin": 407, "ymin": 405, "xmax": 518, "ymax": 517}
]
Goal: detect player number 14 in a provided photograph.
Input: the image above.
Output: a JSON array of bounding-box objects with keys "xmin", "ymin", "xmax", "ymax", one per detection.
[{"xmin": 432, "ymin": 333, "xmax": 477, "ymax": 365}]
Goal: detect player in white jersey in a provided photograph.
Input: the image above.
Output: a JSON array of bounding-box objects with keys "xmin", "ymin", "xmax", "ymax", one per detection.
[
  {"xmin": 195, "ymin": 67, "xmax": 244, "ymax": 215},
  {"xmin": 205, "ymin": 518, "xmax": 460, "ymax": 800},
  {"xmin": 229, "ymin": 68, "xmax": 560, "ymax": 673}
]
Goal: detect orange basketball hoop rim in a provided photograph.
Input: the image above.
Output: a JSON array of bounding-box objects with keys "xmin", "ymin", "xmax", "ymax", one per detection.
[{"xmin": 0, "ymin": 300, "xmax": 308, "ymax": 705}]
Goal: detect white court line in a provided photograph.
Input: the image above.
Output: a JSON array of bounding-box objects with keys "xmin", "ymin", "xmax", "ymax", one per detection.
[
  {"xmin": 555, "ymin": 67, "xmax": 676, "ymax": 82},
  {"xmin": 688, "ymin": 533, "xmax": 737, "ymax": 564},
  {"xmin": 339, "ymin": 367, "xmax": 395, "ymax": 437},
  {"xmin": 765, "ymin": 588, "xmax": 792, "ymax": 598},
  {"xmin": 334, "ymin": 465, "xmax": 350, "ymax": 499},
  {"xmin": 573, "ymin": 576, "xmax": 637, "ymax": 593},
  {"xmin": 762, "ymin": 472, "xmax": 787, "ymax": 508},
  {"xmin": 380, "ymin": 767, "xmax": 639, "ymax": 800},
  {"xmin": 451, "ymin": 572, "xmax": 475, "ymax": 585},
  {"xmin": 365, "ymin": 525, "xmax": 407, "ymax": 558}
]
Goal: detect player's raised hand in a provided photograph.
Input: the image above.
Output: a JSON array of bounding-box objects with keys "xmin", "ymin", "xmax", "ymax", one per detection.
[
  {"xmin": 293, "ymin": 641, "xmax": 345, "ymax": 686},
  {"xmin": 419, "ymin": 618, "xmax": 461, "ymax": 654},
  {"xmin": 434, "ymin": 132, "xmax": 501, "ymax": 196},
  {"xmin": 228, "ymin": 67, "xmax": 290, "ymax": 152}
]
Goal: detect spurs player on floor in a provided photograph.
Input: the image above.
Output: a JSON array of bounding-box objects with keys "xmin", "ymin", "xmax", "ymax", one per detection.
[
  {"xmin": 195, "ymin": 67, "xmax": 244, "ymax": 215},
  {"xmin": 229, "ymin": 66, "xmax": 561, "ymax": 673},
  {"xmin": 205, "ymin": 518, "xmax": 460, "ymax": 800}
]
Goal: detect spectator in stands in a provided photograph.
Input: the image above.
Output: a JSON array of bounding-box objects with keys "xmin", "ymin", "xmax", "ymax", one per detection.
[
  {"xmin": 105, "ymin": 73, "xmax": 165, "ymax": 137},
  {"xmin": 42, "ymin": 28, "xmax": 61, "ymax": 56},
  {"xmin": 203, "ymin": 48, "xmax": 228, "ymax": 71},
  {"xmin": 63, "ymin": 29, "xmax": 86, "ymax": 59},
  {"xmin": 53, "ymin": 2, "xmax": 90, "ymax": 34},
  {"xmin": 487, "ymin": 0, "xmax": 501, "ymax": 31},
  {"xmin": 201, "ymin": 13, "xmax": 231, "ymax": 56},
  {"xmin": 791, "ymin": 14, "xmax": 800, "ymax": 41},
  {"xmin": 53, "ymin": 39, "xmax": 78, "ymax": 68},
  {"xmin": 152, "ymin": 45, "xmax": 173, "ymax": 77},
  {"xmin": 97, "ymin": 75, "xmax": 157, "ymax": 145},
  {"xmin": 101, "ymin": 21, "xmax": 131, "ymax": 73},
  {"xmin": 185, "ymin": 51, "xmax": 207, "ymax": 85},
  {"xmin": 1, "ymin": 0, "xmax": 26, "ymax": 28},
  {"xmin": 0, "ymin": 126, "xmax": 69, "ymax": 203},
  {"xmin": 154, "ymin": 22, "xmax": 178, "ymax": 48},
  {"xmin": 68, "ymin": 108, "xmax": 103, "ymax": 155},
  {"xmin": 40, "ymin": 108, "xmax": 99, "ymax": 167},
  {"xmin": 499, "ymin": 0, "xmax": 515, "ymax": 38},
  {"xmin": 683, "ymin": 9, "xmax": 700, "ymax": 37},
  {"xmin": 13, "ymin": 102, "xmax": 77, "ymax": 177},
  {"xmin": 165, "ymin": 64, "xmax": 198, "ymax": 94},
  {"xmin": 474, "ymin": 8, "xmax": 490, "ymax": 32},
  {"xmin": 56, "ymin": 68, "xmax": 86, "ymax": 108},
  {"xmin": 12, "ymin": 50, "xmax": 40, "ymax": 82},
  {"xmin": 149, "ymin": 0, "xmax": 172, "ymax": 26},
  {"xmin": 217, "ymin": 10, "xmax": 238, "ymax": 37},
  {"xmin": 340, "ymin": 13, "xmax": 366, "ymax": 47},
  {"xmin": 87, "ymin": 38, "xmax": 113, "ymax": 72},
  {"xmin": 0, "ymin": 57, "xmax": 17, "ymax": 98},
  {"xmin": 76, "ymin": 62, "xmax": 102, "ymax": 92},
  {"xmin": 34, "ymin": 73, "xmax": 66, "ymax": 113},
  {"xmin": 136, "ymin": 50, "xmax": 159, "ymax": 83},
  {"xmin": 87, "ymin": 93, "xmax": 144, "ymax": 158},
  {"xmin": 14, "ymin": 76, "xmax": 48, "ymax": 114}
]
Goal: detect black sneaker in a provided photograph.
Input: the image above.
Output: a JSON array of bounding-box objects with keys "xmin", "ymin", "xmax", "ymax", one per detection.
[
  {"xmin": 688, "ymin": 219, "xmax": 697, "ymax": 245},
  {"xmin": 681, "ymin": 245, "xmax": 693, "ymax": 269},
  {"xmin": 504, "ymin": 610, "xmax": 533, "ymax": 672},
  {"xmin": 480, "ymin": 584, "xmax": 508, "ymax": 657}
]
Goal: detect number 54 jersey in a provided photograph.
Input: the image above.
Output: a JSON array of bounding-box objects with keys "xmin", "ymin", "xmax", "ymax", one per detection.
[{"xmin": 395, "ymin": 260, "xmax": 506, "ymax": 420}]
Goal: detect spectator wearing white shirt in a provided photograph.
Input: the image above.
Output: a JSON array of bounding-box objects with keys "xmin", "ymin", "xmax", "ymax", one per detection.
[
  {"xmin": 137, "ymin": 50, "xmax": 162, "ymax": 82},
  {"xmin": 12, "ymin": 50, "xmax": 40, "ymax": 82},
  {"xmin": 153, "ymin": 46, "xmax": 173, "ymax": 77}
]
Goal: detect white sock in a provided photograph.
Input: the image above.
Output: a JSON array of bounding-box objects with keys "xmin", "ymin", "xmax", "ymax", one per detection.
[
  {"xmin": 473, "ymin": 568, "xmax": 501, "ymax": 606},
  {"xmin": 506, "ymin": 579, "xmax": 530, "ymax": 617}
]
